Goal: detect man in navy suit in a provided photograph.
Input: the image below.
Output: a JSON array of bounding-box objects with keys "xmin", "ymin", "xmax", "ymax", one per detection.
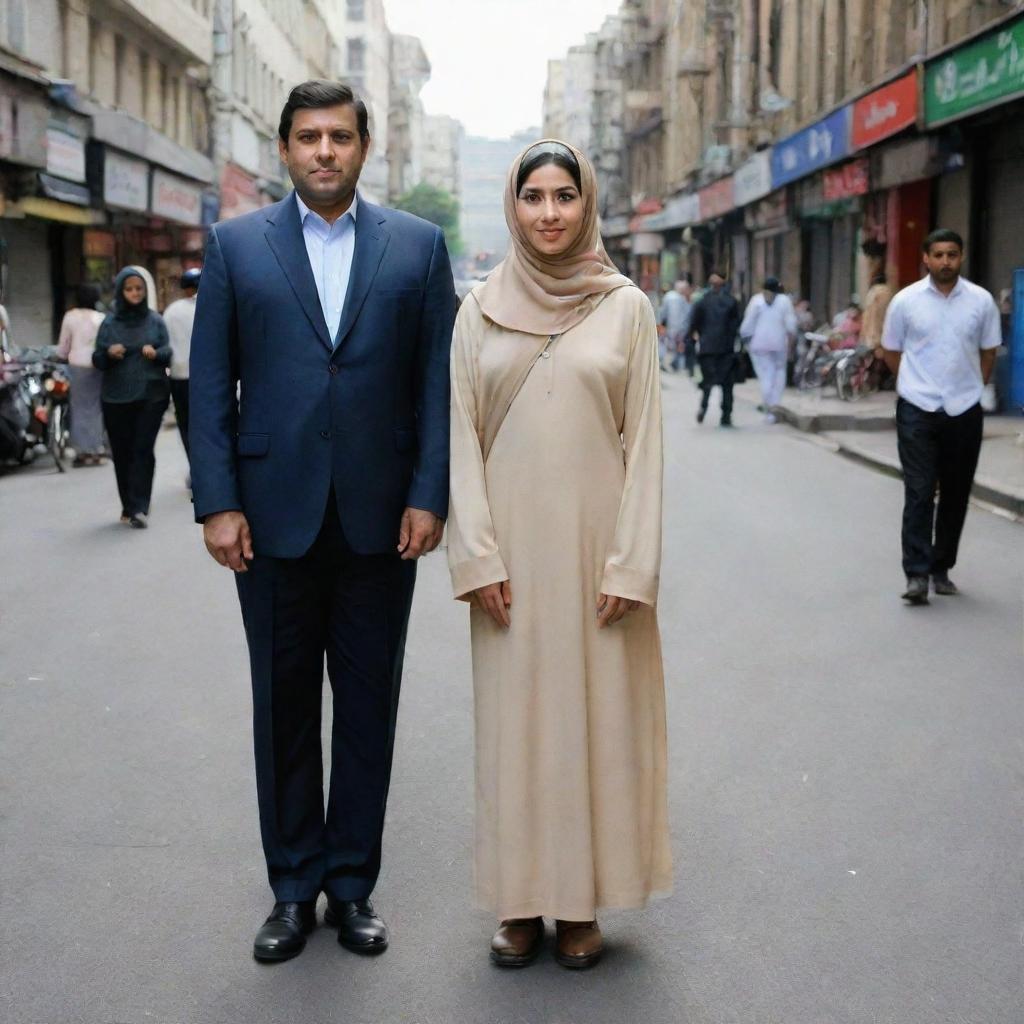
[{"xmin": 190, "ymin": 81, "xmax": 455, "ymax": 963}]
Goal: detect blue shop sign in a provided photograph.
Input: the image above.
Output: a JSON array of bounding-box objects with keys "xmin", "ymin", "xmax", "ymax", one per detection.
[{"xmin": 770, "ymin": 107, "xmax": 851, "ymax": 188}]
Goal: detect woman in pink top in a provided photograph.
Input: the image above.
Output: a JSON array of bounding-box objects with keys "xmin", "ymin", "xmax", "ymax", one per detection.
[{"xmin": 57, "ymin": 285, "xmax": 106, "ymax": 466}]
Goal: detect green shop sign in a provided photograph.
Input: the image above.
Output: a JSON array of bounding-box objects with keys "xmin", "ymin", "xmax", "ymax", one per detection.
[{"xmin": 925, "ymin": 15, "xmax": 1024, "ymax": 126}]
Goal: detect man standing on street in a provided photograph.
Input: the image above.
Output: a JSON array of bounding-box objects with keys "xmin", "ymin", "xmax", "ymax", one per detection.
[
  {"xmin": 658, "ymin": 278, "xmax": 693, "ymax": 373},
  {"xmin": 882, "ymin": 229, "xmax": 1000, "ymax": 605},
  {"xmin": 690, "ymin": 271, "xmax": 740, "ymax": 426},
  {"xmin": 163, "ymin": 266, "xmax": 200, "ymax": 476},
  {"xmin": 190, "ymin": 81, "xmax": 455, "ymax": 961}
]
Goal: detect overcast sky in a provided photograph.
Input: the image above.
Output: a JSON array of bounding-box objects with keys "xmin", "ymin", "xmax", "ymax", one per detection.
[{"xmin": 384, "ymin": 0, "xmax": 624, "ymax": 139}]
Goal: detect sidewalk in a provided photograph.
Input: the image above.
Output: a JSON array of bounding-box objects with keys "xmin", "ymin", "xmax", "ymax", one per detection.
[{"xmin": 732, "ymin": 379, "xmax": 1024, "ymax": 518}]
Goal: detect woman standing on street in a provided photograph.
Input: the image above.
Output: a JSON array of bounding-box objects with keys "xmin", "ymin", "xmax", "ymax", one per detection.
[
  {"xmin": 56, "ymin": 284, "xmax": 106, "ymax": 466},
  {"xmin": 92, "ymin": 268, "xmax": 171, "ymax": 528},
  {"xmin": 447, "ymin": 140, "xmax": 671, "ymax": 970}
]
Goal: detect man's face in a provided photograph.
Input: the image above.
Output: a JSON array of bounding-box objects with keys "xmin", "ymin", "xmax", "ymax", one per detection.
[
  {"xmin": 709, "ymin": 274, "xmax": 724, "ymax": 291},
  {"xmin": 278, "ymin": 104, "xmax": 369, "ymax": 210},
  {"xmin": 923, "ymin": 241, "xmax": 963, "ymax": 284}
]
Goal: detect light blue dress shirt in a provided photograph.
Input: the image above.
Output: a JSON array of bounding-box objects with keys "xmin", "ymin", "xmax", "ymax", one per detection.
[{"xmin": 294, "ymin": 190, "xmax": 358, "ymax": 343}]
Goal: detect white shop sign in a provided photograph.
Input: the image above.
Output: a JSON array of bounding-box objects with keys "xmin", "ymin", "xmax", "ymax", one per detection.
[
  {"xmin": 46, "ymin": 126, "xmax": 87, "ymax": 183},
  {"xmin": 151, "ymin": 169, "xmax": 202, "ymax": 224},
  {"xmin": 733, "ymin": 150, "xmax": 772, "ymax": 207},
  {"xmin": 104, "ymin": 150, "xmax": 149, "ymax": 211}
]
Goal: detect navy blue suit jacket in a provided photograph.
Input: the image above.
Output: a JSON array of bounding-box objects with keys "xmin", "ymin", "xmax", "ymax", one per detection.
[{"xmin": 189, "ymin": 193, "xmax": 455, "ymax": 558}]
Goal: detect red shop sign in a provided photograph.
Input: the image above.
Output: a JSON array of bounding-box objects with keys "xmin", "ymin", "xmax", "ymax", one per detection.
[
  {"xmin": 851, "ymin": 71, "xmax": 917, "ymax": 150},
  {"xmin": 823, "ymin": 158, "xmax": 870, "ymax": 200},
  {"xmin": 699, "ymin": 177, "xmax": 734, "ymax": 221}
]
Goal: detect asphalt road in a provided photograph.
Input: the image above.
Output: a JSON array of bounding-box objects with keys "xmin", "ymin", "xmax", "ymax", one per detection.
[{"xmin": 2, "ymin": 378, "xmax": 1022, "ymax": 1024}]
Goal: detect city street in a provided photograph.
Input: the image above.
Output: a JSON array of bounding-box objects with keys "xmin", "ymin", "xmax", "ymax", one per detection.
[{"xmin": 2, "ymin": 378, "xmax": 1022, "ymax": 1024}]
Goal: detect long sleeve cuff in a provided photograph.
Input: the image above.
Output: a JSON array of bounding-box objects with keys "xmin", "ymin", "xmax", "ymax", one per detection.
[
  {"xmin": 600, "ymin": 561, "xmax": 659, "ymax": 607},
  {"xmin": 449, "ymin": 550, "xmax": 508, "ymax": 602}
]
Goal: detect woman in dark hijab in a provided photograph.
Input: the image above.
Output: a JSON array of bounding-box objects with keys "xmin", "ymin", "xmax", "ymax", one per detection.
[{"xmin": 92, "ymin": 268, "xmax": 172, "ymax": 528}]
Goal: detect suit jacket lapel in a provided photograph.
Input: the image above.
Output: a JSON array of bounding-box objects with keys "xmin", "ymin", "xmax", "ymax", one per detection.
[
  {"xmin": 264, "ymin": 195, "xmax": 332, "ymax": 350},
  {"xmin": 334, "ymin": 201, "xmax": 390, "ymax": 350}
]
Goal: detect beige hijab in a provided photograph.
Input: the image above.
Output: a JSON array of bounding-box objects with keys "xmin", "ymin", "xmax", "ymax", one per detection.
[{"xmin": 476, "ymin": 139, "xmax": 631, "ymax": 336}]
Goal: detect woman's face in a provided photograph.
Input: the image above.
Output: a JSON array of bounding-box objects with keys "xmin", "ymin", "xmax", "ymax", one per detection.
[
  {"xmin": 515, "ymin": 163, "xmax": 584, "ymax": 258},
  {"xmin": 122, "ymin": 276, "xmax": 146, "ymax": 306}
]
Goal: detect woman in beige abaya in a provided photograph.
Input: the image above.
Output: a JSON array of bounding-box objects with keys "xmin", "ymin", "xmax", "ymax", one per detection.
[{"xmin": 447, "ymin": 140, "xmax": 671, "ymax": 970}]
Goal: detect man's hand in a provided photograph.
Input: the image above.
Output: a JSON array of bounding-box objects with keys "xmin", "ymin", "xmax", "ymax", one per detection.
[
  {"xmin": 473, "ymin": 580, "xmax": 512, "ymax": 628},
  {"xmin": 397, "ymin": 507, "xmax": 443, "ymax": 560},
  {"xmin": 597, "ymin": 593, "xmax": 641, "ymax": 628},
  {"xmin": 141, "ymin": 344, "xmax": 157, "ymax": 360},
  {"xmin": 203, "ymin": 510, "xmax": 253, "ymax": 572},
  {"xmin": 108, "ymin": 343, "xmax": 126, "ymax": 360}
]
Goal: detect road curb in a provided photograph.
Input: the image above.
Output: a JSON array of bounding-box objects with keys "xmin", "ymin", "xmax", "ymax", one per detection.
[
  {"xmin": 773, "ymin": 403, "xmax": 895, "ymax": 434},
  {"xmin": 832, "ymin": 437, "xmax": 1024, "ymax": 519}
]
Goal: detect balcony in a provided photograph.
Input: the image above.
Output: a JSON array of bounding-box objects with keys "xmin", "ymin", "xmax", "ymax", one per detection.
[{"xmin": 116, "ymin": 0, "xmax": 214, "ymax": 66}]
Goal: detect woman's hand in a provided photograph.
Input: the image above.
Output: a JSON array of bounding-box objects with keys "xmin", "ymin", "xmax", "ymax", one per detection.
[
  {"xmin": 141, "ymin": 345, "xmax": 157, "ymax": 360},
  {"xmin": 108, "ymin": 343, "xmax": 127, "ymax": 360},
  {"xmin": 473, "ymin": 580, "xmax": 512, "ymax": 628},
  {"xmin": 597, "ymin": 593, "xmax": 640, "ymax": 628}
]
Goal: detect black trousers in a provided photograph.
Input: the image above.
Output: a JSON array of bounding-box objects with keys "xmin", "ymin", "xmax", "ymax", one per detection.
[
  {"xmin": 235, "ymin": 496, "xmax": 417, "ymax": 903},
  {"xmin": 102, "ymin": 395, "xmax": 168, "ymax": 517},
  {"xmin": 895, "ymin": 398, "xmax": 983, "ymax": 578},
  {"xmin": 170, "ymin": 378, "xmax": 190, "ymax": 462},
  {"xmin": 698, "ymin": 353, "xmax": 735, "ymax": 419}
]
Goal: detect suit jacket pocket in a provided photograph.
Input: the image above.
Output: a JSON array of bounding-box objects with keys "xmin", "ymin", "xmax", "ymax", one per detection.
[
  {"xmin": 394, "ymin": 428, "xmax": 417, "ymax": 453},
  {"xmin": 237, "ymin": 432, "xmax": 270, "ymax": 457}
]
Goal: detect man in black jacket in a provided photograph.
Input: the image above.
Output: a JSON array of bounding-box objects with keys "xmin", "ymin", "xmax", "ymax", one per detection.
[{"xmin": 690, "ymin": 271, "xmax": 741, "ymax": 427}]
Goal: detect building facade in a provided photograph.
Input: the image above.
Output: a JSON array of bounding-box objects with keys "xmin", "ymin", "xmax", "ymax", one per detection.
[
  {"xmin": 0, "ymin": 0, "xmax": 215, "ymax": 345},
  {"xmin": 546, "ymin": 0, "xmax": 1024, "ymax": 317}
]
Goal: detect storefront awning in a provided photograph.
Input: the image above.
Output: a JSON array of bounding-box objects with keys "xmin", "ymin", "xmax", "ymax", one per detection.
[
  {"xmin": 38, "ymin": 173, "xmax": 91, "ymax": 207},
  {"xmin": 15, "ymin": 195, "xmax": 106, "ymax": 225}
]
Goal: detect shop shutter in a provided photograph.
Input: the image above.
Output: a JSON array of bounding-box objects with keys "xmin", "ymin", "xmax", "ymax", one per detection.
[{"xmin": 1, "ymin": 218, "xmax": 53, "ymax": 350}]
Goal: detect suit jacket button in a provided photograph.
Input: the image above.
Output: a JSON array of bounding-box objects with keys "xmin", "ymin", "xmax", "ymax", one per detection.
[
  {"xmin": 329, "ymin": 364, "xmax": 338, "ymax": 375},
  {"xmin": 320, "ymin": 430, "xmax": 331, "ymax": 440}
]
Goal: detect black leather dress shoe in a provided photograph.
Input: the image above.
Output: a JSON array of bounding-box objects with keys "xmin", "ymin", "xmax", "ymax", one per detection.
[
  {"xmin": 324, "ymin": 897, "xmax": 388, "ymax": 953},
  {"xmin": 253, "ymin": 900, "xmax": 316, "ymax": 962}
]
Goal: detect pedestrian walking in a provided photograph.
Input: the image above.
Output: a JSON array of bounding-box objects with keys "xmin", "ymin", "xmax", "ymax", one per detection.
[
  {"xmin": 56, "ymin": 284, "xmax": 106, "ymax": 466},
  {"xmin": 690, "ymin": 270, "xmax": 740, "ymax": 426},
  {"xmin": 881, "ymin": 229, "xmax": 1001, "ymax": 605},
  {"xmin": 658, "ymin": 278, "xmax": 693, "ymax": 373},
  {"xmin": 190, "ymin": 80, "xmax": 455, "ymax": 963},
  {"xmin": 91, "ymin": 268, "xmax": 171, "ymax": 528},
  {"xmin": 163, "ymin": 267, "xmax": 199, "ymax": 473},
  {"xmin": 741, "ymin": 277, "xmax": 797, "ymax": 423},
  {"xmin": 447, "ymin": 139, "xmax": 671, "ymax": 971}
]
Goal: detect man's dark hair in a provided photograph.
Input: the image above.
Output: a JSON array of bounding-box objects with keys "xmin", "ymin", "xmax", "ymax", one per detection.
[
  {"xmin": 922, "ymin": 228, "xmax": 963, "ymax": 254},
  {"xmin": 74, "ymin": 283, "xmax": 99, "ymax": 309},
  {"xmin": 278, "ymin": 80, "xmax": 369, "ymax": 144},
  {"xmin": 708, "ymin": 269, "xmax": 725, "ymax": 281}
]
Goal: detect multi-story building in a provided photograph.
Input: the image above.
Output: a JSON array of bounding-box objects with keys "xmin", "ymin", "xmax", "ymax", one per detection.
[
  {"xmin": 460, "ymin": 129, "xmax": 537, "ymax": 271},
  {"xmin": 327, "ymin": 0, "xmax": 390, "ymax": 203},
  {"xmin": 547, "ymin": 0, "xmax": 1024, "ymax": 317},
  {"xmin": 387, "ymin": 33, "xmax": 429, "ymax": 202},
  {"xmin": 421, "ymin": 114, "xmax": 463, "ymax": 198},
  {"xmin": 0, "ymin": 0, "xmax": 215, "ymax": 344}
]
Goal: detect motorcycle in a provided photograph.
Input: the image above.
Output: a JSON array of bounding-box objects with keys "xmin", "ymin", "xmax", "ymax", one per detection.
[
  {"xmin": 2, "ymin": 347, "xmax": 71, "ymax": 471},
  {"xmin": 0, "ymin": 360, "xmax": 32, "ymax": 464}
]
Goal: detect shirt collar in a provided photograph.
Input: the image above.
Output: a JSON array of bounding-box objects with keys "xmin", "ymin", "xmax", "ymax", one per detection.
[
  {"xmin": 924, "ymin": 274, "xmax": 965, "ymax": 298},
  {"xmin": 294, "ymin": 189, "xmax": 359, "ymax": 229}
]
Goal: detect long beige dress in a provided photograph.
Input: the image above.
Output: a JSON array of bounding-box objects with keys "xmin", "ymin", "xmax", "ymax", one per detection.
[{"xmin": 448, "ymin": 283, "xmax": 672, "ymax": 921}]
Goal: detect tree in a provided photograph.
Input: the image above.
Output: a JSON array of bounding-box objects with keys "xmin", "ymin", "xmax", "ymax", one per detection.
[{"xmin": 394, "ymin": 182, "xmax": 463, "ymax": 257}]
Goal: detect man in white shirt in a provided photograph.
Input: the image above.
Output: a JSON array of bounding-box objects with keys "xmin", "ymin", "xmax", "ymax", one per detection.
[
  {"xmin": 881, "ymin": 229, "xmax": 1000, "ymax": 604},
  {"xmin": 163, "ymin": 266, "xmax": 200, "ymax": 472},
  {"xmin": 740, "ymin": 277, "xmax": 797, "ymax": 423},
  {"xmin": 658, "ymin": 278, "xmax": 693, "ymax": 373}
]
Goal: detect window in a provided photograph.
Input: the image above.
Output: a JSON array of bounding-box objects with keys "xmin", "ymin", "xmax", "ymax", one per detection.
[
  {"xmin": 347, "ymin": 0, "xmax": 365, "ymax": 21},
  {"xmin": 348, "ymin": 38, "xmax": 365, "ymax": 73}
]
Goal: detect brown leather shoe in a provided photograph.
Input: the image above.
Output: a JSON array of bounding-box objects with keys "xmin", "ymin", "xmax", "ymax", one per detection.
[
  {"xmin": 555, "ymin": 919, "xmax": 603, "ymax": 969},
  {"xmin": 490, "ymin": 917, "xmax": 544, "ymax": 967}
]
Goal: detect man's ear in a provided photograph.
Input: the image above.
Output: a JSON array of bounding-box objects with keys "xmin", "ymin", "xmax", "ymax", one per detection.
[{"xmin": 277, "ymin": 137, "xmax": 288, "ymax": 164}]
